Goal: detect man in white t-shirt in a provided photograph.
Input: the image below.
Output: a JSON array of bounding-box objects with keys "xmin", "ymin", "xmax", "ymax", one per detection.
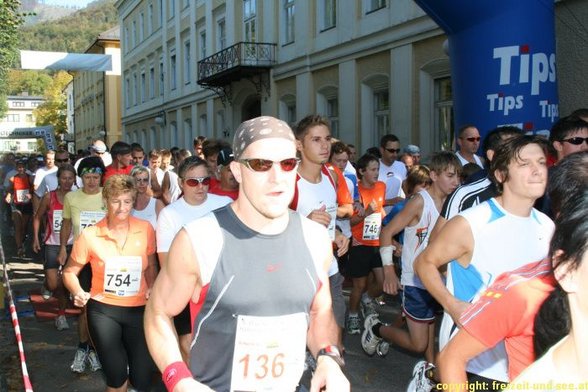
[
  {"xmin": 32, "ymin": 150, "xmax": 57, "ymax": 211},
  {"xmin": 377, "ymin": 134, "xmax": 406, "ymax": 214},
  {"xmin": 456, "ymin": 124, "xmax": 484, "ymax": 168}
]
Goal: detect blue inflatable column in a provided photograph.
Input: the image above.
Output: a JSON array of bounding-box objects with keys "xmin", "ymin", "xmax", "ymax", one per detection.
[{"xmin": 414, "ymin": 0, "xmax": 559, "ymax": 139}]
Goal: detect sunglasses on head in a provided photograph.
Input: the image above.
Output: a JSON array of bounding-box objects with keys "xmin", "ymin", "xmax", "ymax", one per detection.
[
  {"xmin": 239, "ymin": 158, "xmax": 300, "ymax": 172},
  {"xmin": 183, "ymin": 176, "xmax": 211, "ymax": 187},
  {"xmin": 562, "ymin": 136, "xmax": 588, "ymax": 146},
  {"xmin": 385, "ymin": 148, "xmax": 401, "ymax": 154},
  {"xmin": 463, "ymin": 137, "xmax": 481, "ymax": 142}
]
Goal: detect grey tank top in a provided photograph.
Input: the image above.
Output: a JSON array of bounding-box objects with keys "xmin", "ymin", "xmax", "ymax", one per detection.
[{"xmin": 188, "ymin": 205, "xmax": 320, "ymax": 391}]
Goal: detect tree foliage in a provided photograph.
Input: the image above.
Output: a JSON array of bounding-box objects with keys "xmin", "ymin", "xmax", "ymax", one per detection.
[
  {"xmin": 8, "ymin": 69, "xmax": 53, "ymax": 96},
  {"xmin": 19, "ymin": 0, "xmax": 118, "ymax": 53},
  {"xmin": 34, "ymin": 71, "xmax": 72, "ymax": 139},
  {"xmin": 0, "ymin": 0, "xmax": 29, "ymax": 117}
]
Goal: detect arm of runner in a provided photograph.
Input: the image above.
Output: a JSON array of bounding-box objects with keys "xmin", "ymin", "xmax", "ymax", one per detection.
[
  {"xmin": 414, "ymin": 215, "xmax": 473, "ymax": 324},
  {"xmin": 32, "ymin": 193, "xmax": 50, "ymax": 253},
  {"xmin": 144, "ymin": 228, "xmax": 209, "ymax": 391},
  {"xmin": 161, "ymin": 171, "xmax": 172, "ymax": 205},
  {"xmin": 304, "ymin": 225, "xmax": 350, "ymax": 392},
  {"xmin": 437, "ymin": 329, "xmax": 488, "ymax": 391},
  {"xmin": 57, "ymin": 218, "xmax": 72, "ymax": 265},
  {"xmin": 333, "ymin": 229, "xmax": 349, "ymax": 257},
  {"xmin": 62, "ymin": 232, "xmax": 91, "ymax": 307}
]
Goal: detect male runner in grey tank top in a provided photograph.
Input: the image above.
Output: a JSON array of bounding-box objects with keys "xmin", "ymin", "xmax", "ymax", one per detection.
[{"xmin": 145, "ymin": 116, "xmax": 349, "ymax": 392}]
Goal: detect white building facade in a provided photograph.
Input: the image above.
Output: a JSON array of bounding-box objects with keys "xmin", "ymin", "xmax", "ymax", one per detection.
[{"xmin": 114, "ymin": 0, "xmax": 587, "ymax": 155}]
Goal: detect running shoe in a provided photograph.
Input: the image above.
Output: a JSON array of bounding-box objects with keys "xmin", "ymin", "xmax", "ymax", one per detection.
[
  {"xmin": 70, "ymin": 348, "xmax": 88, "ymax": 373},
  {"xmin": 55, "ymin": 315, "xmax": 69, "ymax": 331},
  {"xmin": 87, "ymin": 350, "xmax": 102, "ymax": 372},
  {"xmin": 346, "ymin": 314, "xmax": 361, "ymax": 335},
  {"xmin": 361, "ymin": 313, "xmax": 389, "ymax": 356},
  {"xmin": 406, "ymin": 360, "xmax": 436, "ymax": 392},
  {"xmin": 360, "ymin": 298, "xmax": 378, "ymax": 320}
]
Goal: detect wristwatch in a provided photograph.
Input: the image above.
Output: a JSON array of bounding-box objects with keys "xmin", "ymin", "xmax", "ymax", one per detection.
[{"xmin": 317, "ymin": 345, "xmax": 345, "ymax": 367}]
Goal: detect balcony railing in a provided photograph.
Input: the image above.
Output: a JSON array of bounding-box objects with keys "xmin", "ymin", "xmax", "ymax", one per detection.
[{"xmin": 197, "ymin": 42, "xmax": 277, "ymax": 86}]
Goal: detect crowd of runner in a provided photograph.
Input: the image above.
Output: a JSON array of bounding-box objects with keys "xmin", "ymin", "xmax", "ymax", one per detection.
[{"xmin": 0, "ymin": 108, "xmax": 586, "ymax": 391}]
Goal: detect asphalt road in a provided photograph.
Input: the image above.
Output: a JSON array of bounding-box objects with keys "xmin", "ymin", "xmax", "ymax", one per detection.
[{"xmin": 1, "ymin": 233, "xmax": 421, "ymax": 392}]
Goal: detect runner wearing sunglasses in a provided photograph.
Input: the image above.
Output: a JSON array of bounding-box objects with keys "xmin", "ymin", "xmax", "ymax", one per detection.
[
  {"xmin": 155, "ymin": 155, "xmax": 232, "ymax": 363},
  {"xmin": 145, "ymin": 116, "xmax": 349, "ymax": 392},
  {"xmin": 456, "ymin": 124, "xmax": 485, "ymax": 168},
  {"xmin": 550, "ymin": 115, "xmax": 588, "ymax": 162}
]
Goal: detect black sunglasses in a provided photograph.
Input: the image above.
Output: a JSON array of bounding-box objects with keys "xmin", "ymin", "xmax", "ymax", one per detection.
[
  {"xmin": 183, "ymin": 176, "xmax": 211, "ymax": 187},
  {"xmin": 463, "ymin": 137, "xmax": 481, "ymax": 142},
  {"xmin": 385, "ymin": 148, "xmax": 401, "ymax": 154},
  {"xmin": 55, "ymin": 158, "xmax": 69, "ymax": 163},
  {"xmin": 239, "ymin": 158, "xmax": 300, "ymax": 172},
  {"xmin": 562, "ymin": 137, "xmax": 588, "ymax": 146}
]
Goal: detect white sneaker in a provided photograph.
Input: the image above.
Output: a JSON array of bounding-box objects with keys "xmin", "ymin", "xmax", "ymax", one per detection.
[
  {"xmin": 55, "ymin": 315, "xmax": 69, "ymax": 331},
  {"xmin": 406, "ymin": 360, "xmax": 436, "ymax": 392},
  {"xmin": 346, "ymin": 315, "xmax": 361, "ymax": 335},
  {"xmin": 87, "ymin": 350, "xmax": 102, "ymax": 372},
  {"xmin": 70, "ymin": 348, "xmax": 88, "ymax": 373},
  {"xmin": 41, "ymin": 287, "xmax": 52, "ymax": 300},
  {"xmin": 360, "ymin": 298, "xmax": 378, "ymax": 320},
  {"xmin": 361, "ymin": 313, "xmax": 389, "ymax": 356}
]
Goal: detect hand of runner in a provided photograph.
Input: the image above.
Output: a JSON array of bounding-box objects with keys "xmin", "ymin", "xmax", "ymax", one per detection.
[
  {"xmin": 382, "ymin": 265, "xmax": 401, "ymax": 295},
  {"xmin": 310, "ymin": 355, "xmax": 350, "ymax": 392},
  {"xmin": 307, "ymin": 205, "xmax": 332, "ymax": 227},
  {"xmin": 32, "ymin": 238, "xmax": 41, "ymax": 253},
  {"xmin": 72, "ymin": 290, "xmax": 90, "ymax": 307},
  {"xmin": 174, "ymin": 378, "xmax": 215, "ymax": 392},
  {"xmin": 447, "ymin": 299, "xmax": 470, "ymax": 328},
  {"xmin": 56, "ymin": 247, "xmax": 67, "ymax": 266},
  {"xmin": 333, "ymin": 230, "xmax": 349, "ymax": 257}
]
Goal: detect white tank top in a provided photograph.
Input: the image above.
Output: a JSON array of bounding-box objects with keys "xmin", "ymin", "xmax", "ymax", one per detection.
[
  {"xmin": 132, "ymin": 197, "xmax": 158, "ymax": 230},
  {"xmin": 400, "ymin": 190, "xmax": 439, "ymax": 288}
]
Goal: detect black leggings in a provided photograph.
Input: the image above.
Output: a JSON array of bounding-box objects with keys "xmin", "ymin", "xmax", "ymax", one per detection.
[{"xmin": 87, "ymin": 299, "xmax": 154, "ymax": 390}]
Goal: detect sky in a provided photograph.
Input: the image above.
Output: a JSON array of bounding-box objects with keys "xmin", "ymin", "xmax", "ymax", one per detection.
[{"xmin": 41, "ymin": 0, "xmax": 95, "ymax": 7}]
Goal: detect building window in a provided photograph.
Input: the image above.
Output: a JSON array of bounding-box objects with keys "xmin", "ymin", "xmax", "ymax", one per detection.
[
  {"xmin": 5, "ymin": 114, "xmax": 20, "ymax": 122},
  {"xmin": 169, "ymin": 0, "xmax": 175, "ymax": 19},
  {"xmin": 435, "ymin": 77, "xmax": 454, "ymax": 151},
  {"xmin": 365, "ymin": 0, "xmax": 386, "ymax": 14},
  {"xmin": 284, "ymin": 0, "xmax": 295, "ymax": 44},
  {"xmin": 199, "ymin": 31, "xmax": 206, "ymax": 60},
  {"xmin": 26, "ymin": 114, "xmax": 34, "ymax": 122},
  {"xmin": 159, "ymin": 57, "xmax": 164, "ymax": 96},
  {"xmin": 12, "ymin": 101, "xmax": 25, "ymax": 107},
  {"xmin": 147, "ymin": 3, "xmax": 153, "ymax": 35},
  {"xmin": 141, "ymin": 72, "xmax": 146, "ymax": 103},
  {"xmin": 149, "ymin": 66, "xmax": 155, "ymax": 98},
  {"xmin": 170, "ymin": 52, "xmax": 177, "ymax": 90},
  {"xmin": 199, "ymin": 114, "xmax": 207, "ymax": 136},
  {"xmin": 320, "ymin": 0, "xmax": 336, "ymax": 31},
  {"xmin": 374, "ymin": 90, "xmax": 390, "ymax": 142},
  {"xmin": 327, "ymin": 97, "xmax": 339, "ymax": 137},
  {"xmin": 125, "ymin": 77, "xmax": 131, "ymax": 108},
  {"xmin": 217, "ymin": 19, "xmax": 226, "ymax": 51},
  {"xmin": 243, "ymin": 0, "xmax": 256, "ymax": 42},
  {"xmin": 139, "ymin": 12, "xmax": 144, "ymax": 41},
  {"xmin": 124, "ymin": 26, "xmax": 130, "ymax": 52},
  {"xmin": 159, "ymin": 0, "xmax": 163, "ymax": 27},
  {"xmin": 132, "ymin": 20, "xmax": 137, "ymax": 48},
  {"xmin": 133, "ymin": 73, "xmax": 138, "ymax": 105},
  {"xmin": 31, "ymin": 102, "xmax": 41, "ymax": 107},
  {"xmin": 184, "ymin": 40, "xmax": 191, "ymax": 84}
]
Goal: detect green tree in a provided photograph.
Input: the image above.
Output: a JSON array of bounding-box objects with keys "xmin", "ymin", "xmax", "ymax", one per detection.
[
  {"xmin": 8, "ymin": 69, "xmax": 53, "ymax": 96},
  {"xmin": 0, "ymin": 0, "xmax": 28, "ymax": 117},
  {"xmin": 34, "ymin": 70, "xmax": 72, "ymax": 140}
]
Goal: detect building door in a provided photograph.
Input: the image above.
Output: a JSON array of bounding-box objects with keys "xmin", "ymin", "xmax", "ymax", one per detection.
[{"xmin": 241, "ymin": 96, "xmax": 261, "ymax": 122}]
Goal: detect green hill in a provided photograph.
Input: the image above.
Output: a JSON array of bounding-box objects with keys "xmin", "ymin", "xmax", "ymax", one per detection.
[{"xmin": 19, "ymin": 0, "xmax": 118, "ymax": 54}]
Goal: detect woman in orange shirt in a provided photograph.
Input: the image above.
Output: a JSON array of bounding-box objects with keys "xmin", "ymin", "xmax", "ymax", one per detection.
[
  {"xmin": 63, "ymin": 175, "xmax": 158, "ymax": 391},
  {"xmin": 346, "ymin": 154, "xmax": 387, "ymax": 336}
]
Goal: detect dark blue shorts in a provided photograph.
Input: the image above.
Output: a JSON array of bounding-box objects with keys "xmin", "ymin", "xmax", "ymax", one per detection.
[{"xmin": 402, "ymin": 285, "xmax": 440, "ymax": 323}]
